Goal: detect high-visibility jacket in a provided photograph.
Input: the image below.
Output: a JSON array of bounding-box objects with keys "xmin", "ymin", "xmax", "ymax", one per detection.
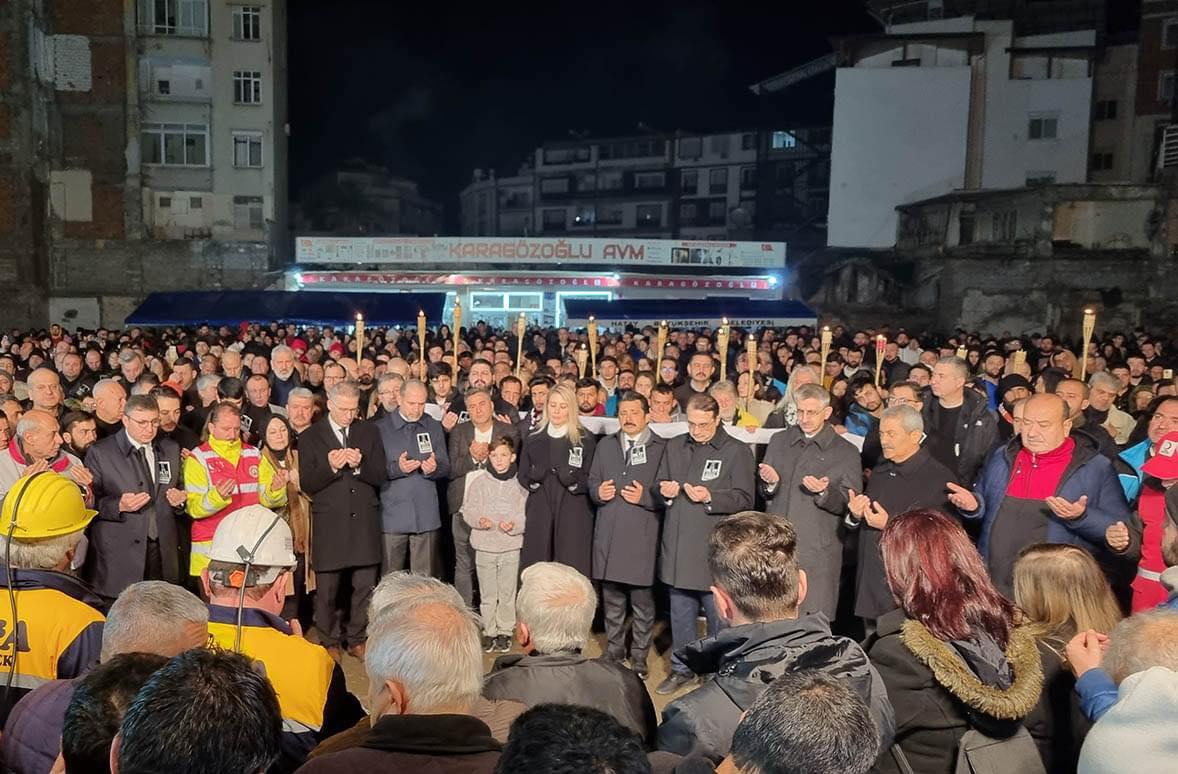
[
  {"xmin": 184, "ymin": 437, "xmax": 286, "ymax": 574},
  {"xmin": 207, "ymin": 605, "xmax": 362, "ymax": 772},
  {"xmin": 0, "ymin": 569, "xmax": 104, "ymax": 725}
]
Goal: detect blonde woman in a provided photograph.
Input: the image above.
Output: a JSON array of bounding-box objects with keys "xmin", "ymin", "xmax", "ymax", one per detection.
[
  {"xmin": 1014, "ymin": 544, "xmax": 1122, "ymax": 773},
  {"xmin": 517, "ymin": 383, "xmax": 596, "ymax": 577}
]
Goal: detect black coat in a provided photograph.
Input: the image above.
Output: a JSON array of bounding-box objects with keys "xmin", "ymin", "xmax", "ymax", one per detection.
[
  {"xmin": 853, "ymin": 447, "xmax": 959, "ymax": 619},
  {"xmin": 588, "ymin": 431, "xmax": 666, "ymax": 586},
  {"xmin": 484, "ymin": 652, "xmax": 657, "ymax": 746},
  {"xmin": 658, "ymin": 615, "xmax": 895, "ymax": 763},
  {"xmin": 518, "ymin": 430, "xmax": 596, "ymax": 577},
  {"xmin": 656, "ymin": 430, "xmax": 754, "ymax": 591},
  {"xmin": 1023, "ymin": 638, "xmax": 1092, "ymax": 774},
  {"xmin": 297, "ymin": 419, "xmax": 388, "ymax": 572},
  {"xmin": 759, "ymin": 425, "xmax": 861, "ymax": 618},
  {"xmin": 446, "ymin": 419, "xmax": 520, "ymax": 515},
  {"xmin": 867, "ymin": 611, "xmax": 1044, "ymax": 774},
  {"xmin": 83, "ymin": 430, "xmax": 183, "ymax": 598},
  {"xmin": 920, "ymin": 388, "xmax": 998, "ymax": 488}
]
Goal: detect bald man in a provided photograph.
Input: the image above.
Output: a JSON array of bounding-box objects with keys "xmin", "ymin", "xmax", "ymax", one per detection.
[
  {"xmin": 0, "ymin": 409, "xmax": 92, "ymax": 496},
  {"xmin": 948, "ymin": 393, "xmax": 1132, "ymax": 595},
  {"xmin": 25, "ymin": 368, "xmax": 64, "ymax": 419},
  {"xmin": 92, "ymin": 379, "xmax": 128, "ymax": 440}
]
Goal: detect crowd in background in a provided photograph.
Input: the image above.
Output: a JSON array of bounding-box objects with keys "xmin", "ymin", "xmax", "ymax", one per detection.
[{"xmin": 0, "ymin": 317, "xmax": 1175, "ymax": 773}]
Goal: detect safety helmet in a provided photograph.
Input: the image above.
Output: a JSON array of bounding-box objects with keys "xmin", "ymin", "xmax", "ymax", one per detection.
[
  {"xmin": 0, "ymin": 472, "xmax": 97, "ymax": 540},
  {"xmin": 208, "ymin": 505, "xmax": 295, "ymax": 587}
]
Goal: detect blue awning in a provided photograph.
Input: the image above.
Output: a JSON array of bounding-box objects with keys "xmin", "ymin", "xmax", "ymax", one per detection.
[
  {"xmin": 125, "ymin": 291, "xmax": 449, "ymax": 327},
  {"xmin": 562, "ymin": 298, "xmax": 817, "ymax": 329}
]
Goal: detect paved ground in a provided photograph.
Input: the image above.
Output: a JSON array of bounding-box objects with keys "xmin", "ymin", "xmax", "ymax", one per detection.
[{"xmin": 328, "ymin": 623, "xmax": 690, "ymax": 714}]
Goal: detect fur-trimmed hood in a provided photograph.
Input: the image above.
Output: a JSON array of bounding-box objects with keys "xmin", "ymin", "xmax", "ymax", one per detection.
[{"xmin": 899, "ymin": 619, "xmax": 1044, "ymax": 721}]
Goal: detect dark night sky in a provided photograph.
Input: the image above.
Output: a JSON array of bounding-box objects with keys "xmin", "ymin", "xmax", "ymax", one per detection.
[{"xmin": 286, "ymin": 1, "xmax": 880, "ymax": 228}]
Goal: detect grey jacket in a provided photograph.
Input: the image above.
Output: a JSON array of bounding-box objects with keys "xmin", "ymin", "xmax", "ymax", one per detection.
[
  {"xmin": 376, "ymin": 412, "xmax": 450, "ymax": 534},
  {"xmin": 658, "ymin": 615, "xmax": 895, "ymax": 764},
  {"xmin": 446, "ymin": 419, "xmax": 520, "ymax": 515},
  {"xmin": 483, "ymin": 651, "xmax": 657, "ymax": 746},
  {"xmin": 656, "ymin": 430, "xmax": 754, "ymax": 591},
  {"xmin": 588, "ymin": 430, "xmax": 667, "ymax": 586},
  {"xmin": 759, "ymin": 424, "xmax": 862, "ymax": 618}
]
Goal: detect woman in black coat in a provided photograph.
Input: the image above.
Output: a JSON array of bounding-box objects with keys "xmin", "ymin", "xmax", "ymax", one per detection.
[
  {"xmin": 866, "ymin": 509, "xmax": 1044, "ymax": 774},
  {"xmin": 518, "ymin": 383, "xmax": 596, "ymax": 577}
]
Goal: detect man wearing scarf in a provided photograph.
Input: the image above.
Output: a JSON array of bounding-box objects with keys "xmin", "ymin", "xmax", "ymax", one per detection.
[{"xmin": 0, "ymin": 409, "xmax": 93, "ymax": 498}]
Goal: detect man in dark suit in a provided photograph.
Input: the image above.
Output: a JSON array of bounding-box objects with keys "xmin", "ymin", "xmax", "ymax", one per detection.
[
  {"xmin": 298, "ymin": 380, "xmax": 388, "ymax": 659},
  {"xmin": 446, "ymin": 387, "xmax": 520, "ymax": 607},
  {"xmin": 84, "ymin": 394, "xmax": 187, "ymax": 601}
]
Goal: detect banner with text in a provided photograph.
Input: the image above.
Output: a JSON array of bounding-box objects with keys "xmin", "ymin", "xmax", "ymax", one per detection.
[{"xmin": 295, "ymin": 236, "xmax": 785, "ymax": 268}]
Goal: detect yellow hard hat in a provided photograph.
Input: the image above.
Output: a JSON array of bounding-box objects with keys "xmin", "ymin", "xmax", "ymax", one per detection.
[{"xmin": 0, "ymin": 472, "xmax": 97, "ymax": 540}]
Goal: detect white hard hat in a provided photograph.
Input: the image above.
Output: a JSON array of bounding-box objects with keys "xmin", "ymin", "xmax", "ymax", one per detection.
[{"xmin": 209, "ymin": 505, "xmax": 296, "ymax": 584}]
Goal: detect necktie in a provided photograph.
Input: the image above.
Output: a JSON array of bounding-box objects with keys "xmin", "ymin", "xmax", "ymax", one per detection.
[
  {"xmin": 134, "ymin": 446, "xmax": 158, "ymax": 540},
  {"xmin": 340, "ymin": 426, "xmax": 349, "ymax": 448}
]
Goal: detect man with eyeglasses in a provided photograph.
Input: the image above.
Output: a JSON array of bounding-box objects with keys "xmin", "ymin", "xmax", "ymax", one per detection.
[
  {"xmin": 83, "ymin": 394, "xmax": 187, "ymax": 601},
  {"xmin": 758, "ymin": 383, "xmax": 861, "ymax": 620}
]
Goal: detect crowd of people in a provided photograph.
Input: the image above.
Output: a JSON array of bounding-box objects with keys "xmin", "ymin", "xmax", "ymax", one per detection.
[{"xmin": 0, "ymin": 317, "xmax": 1176, "ymax": 773}]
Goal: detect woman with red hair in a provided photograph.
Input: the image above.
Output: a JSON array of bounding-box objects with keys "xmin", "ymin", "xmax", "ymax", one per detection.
[{"xmin": 867, "ymin": 509, "xmax": 1045, "ymax": 774}]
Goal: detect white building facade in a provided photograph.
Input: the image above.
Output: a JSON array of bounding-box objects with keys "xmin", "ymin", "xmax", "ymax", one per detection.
[
  {"xmin": 135, "ymin": 0, "xmax": 287, "ymax": 244},
  {"xmin": 828, "ymin": 17, "xmax": 1098, "ymax": 248}
]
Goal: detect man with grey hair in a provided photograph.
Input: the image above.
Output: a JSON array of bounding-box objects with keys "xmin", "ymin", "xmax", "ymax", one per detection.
[
  {"xmin": 298, "ymin": 380, "xmax": 387, "ymax": 660},
  {"xmin": 1086, "ymin": 371, "xmax": 1135, "ymax": 446},
  {"xmin": 3, "ymin": 581, "xmax": 208, "ymax": 774},
  {"xmin": 921, "ymin": 355, "xmax": 997, "ymax": 488},
  {"xmin": 269, "ymin": 344, "xmax": 302, "ymax": 406},
  {"xmin": 483, "ymin": 562, "xmax": 656, "ymax": 745},
  {"xmin": 286, "ymin": 386, "xmax": 316, "ymax": 435},
  {"xmin": 298, "ymin": 594, "xmax": 502, "ymax": 773},
  {"xmin": 847, "ymin": 404, "xmax": 961, "ymax": 632},
  {"xmin": 182, "ymin": 373, "xmax": 221, "ymax": 434},
  {"xmin": 0, "ymin": 409, "xmax": 91, "ymax": 498},
  {"xmin": 116, "ymin": 349, "xmax": 145, "ymax": 389},
  {"xmin": 375, "ymin": 379, "xmax": 450, "ymax": 576},
  {"xmin": 758, "ymin": 382, "xmax": 861, "ymax": 619},
  {"xmin": 373, "ymin": 372, "xmax": 403, "ymax": 421},
  {"xmin": 1066, "ymin": 611, "xmax": 1178, "ymax": 772}
]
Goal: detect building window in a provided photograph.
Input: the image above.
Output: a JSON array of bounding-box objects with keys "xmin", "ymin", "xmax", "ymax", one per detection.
[
  {"xmin": 157, "ymin": 79, "xmax": 171, "ymax": 95},
  {"xmin": 598, "ymin": 171, "xmax": 623, "ymax": 191},
  {"xmin": 598, "ymin": 139, "xmax": 665, "ymax": 160},
  {"xmin": 1165, "ymin": 18, "xmax": 1178, "ymax": 49},
  {"xmin": 158, "ymin": 196, "xmax": 172, "ymax": 208},
  {"xmin": 1160, "ymin": 71, "xmax": 1176, "ymax": 104},
  {"xmin": 1028, "ymin": 115, "xmax": 1058, "ymax": 140},
  {"xmin": 190, "ymin": 196, "xmax": 202, "ymax": 209},
  {"xmin": 680, "ymin": 170, "xmax": 699, "ymax": 194},
  {"xmin": 708, "ymin": 168, "xmax": 727, "ymax": 194},
  {"xmin": 707, "ymin": 201, "xmax": 727, "ymax": 225},
  {"xmin": 499, "ymin": 190, "xmax": 530, "ymax": 209},
  {"xmin": 678, "ymin": 137, "xmax": 702, "ymax": 160},
  {"xmin": 542, "ymin": 146, "xmax": 590, "ymax": 164},
  {"xmin": 597, "ymin": 205, "xmax": 623, "ymax": 225},
  {"xmin": 233, "ymin": 195, "xmax": 264, "ymax": 230},
  {"xmin": 679, "ymin": 202, "xmax": 698, "ymax": 223},
  {"xmin": 572, "ymin": 206, "xmax": 595, "ymax": 226},
  {"xmin": 575, "ymin": 172, "xmax": 596, "ymax": 192},
  {"xmin": 634, "ymin": 171, "xmax": 665, "ymax": 190},
  {"xmin": 709, "ymin": 135, "xmax": 729, "ymax": 157},
  {"xmin": 232, "ymin": 6, "xmax": 261, "ymax": 40},
  {"xmin": 636, "ymin": 204, "xmax": 661, "ymax": 227},
  {"xmin": 741, "ymin": 133, "xmax": 755, "ymax": 151},
  {"xmin": 233, "ymin": 71, "xmax": 262, "ymax": 104},
  {"xmin": 771, "ymin": 131, "xmax": 797, "ymax": 149},
  {"xmin": 138, "ymin": 0, "xmax": 208, "ymax": 36},
  {"xmin": 141, "ymin": 123, "xmax": 208, "ymax": 166},
  {"xmin": 232, "ymin": 131, "xmax": 263, "ymax": 167},
  {"xmin": 542, "ymin": 209, "xmax": 566, "ymax": 231},
  {"xmin": 958, "ymin": 211, "xmax": 975, "ymax": 245},
  {"xmin": 992, "ymin": 210, "xmax": 1017, "ymax": 241},
  {"xmin": 1093, "ymin": 100, "xmax": 1118, "ymax": 120},
  {"xmin": 1091, "ymin": 151, "xmax": 1114, "ymax": 171},
  {"xmin": 740, "ymin": 166, "xmax": 756, "ymax": 189},
  {"xmin": 1026, "ymin": 170, "xmax": 1056, "ymax": 186},
  {"xmin": 540, "ymin": 177, "xmax": 570, "ymax": 194}
]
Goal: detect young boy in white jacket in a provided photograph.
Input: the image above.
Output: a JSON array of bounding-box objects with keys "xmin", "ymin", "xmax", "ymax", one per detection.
[{"xmin": 463, "ymin": 436, "xmax": 528, "ymax": 652}]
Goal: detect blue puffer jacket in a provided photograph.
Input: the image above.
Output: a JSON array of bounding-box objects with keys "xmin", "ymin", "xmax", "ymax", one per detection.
[
  {"xmin": 1118, "ymin": 439, "xmax": 1150, "ymax": 504},
  {"xmin": 963, "ymin": 435, "xmax": 1131, "ymax": 559}
]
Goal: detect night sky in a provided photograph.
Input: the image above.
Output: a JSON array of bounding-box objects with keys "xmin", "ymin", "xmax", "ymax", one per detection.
[{"xmin": 287, "ymin": 0, "xmax": 878, "ymax": 229}]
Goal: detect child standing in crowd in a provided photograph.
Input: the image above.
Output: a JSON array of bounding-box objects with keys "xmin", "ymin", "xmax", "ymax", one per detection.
[{"xmin": 463, "ymin": 436, "xmax": 528, "ymax": 653}]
